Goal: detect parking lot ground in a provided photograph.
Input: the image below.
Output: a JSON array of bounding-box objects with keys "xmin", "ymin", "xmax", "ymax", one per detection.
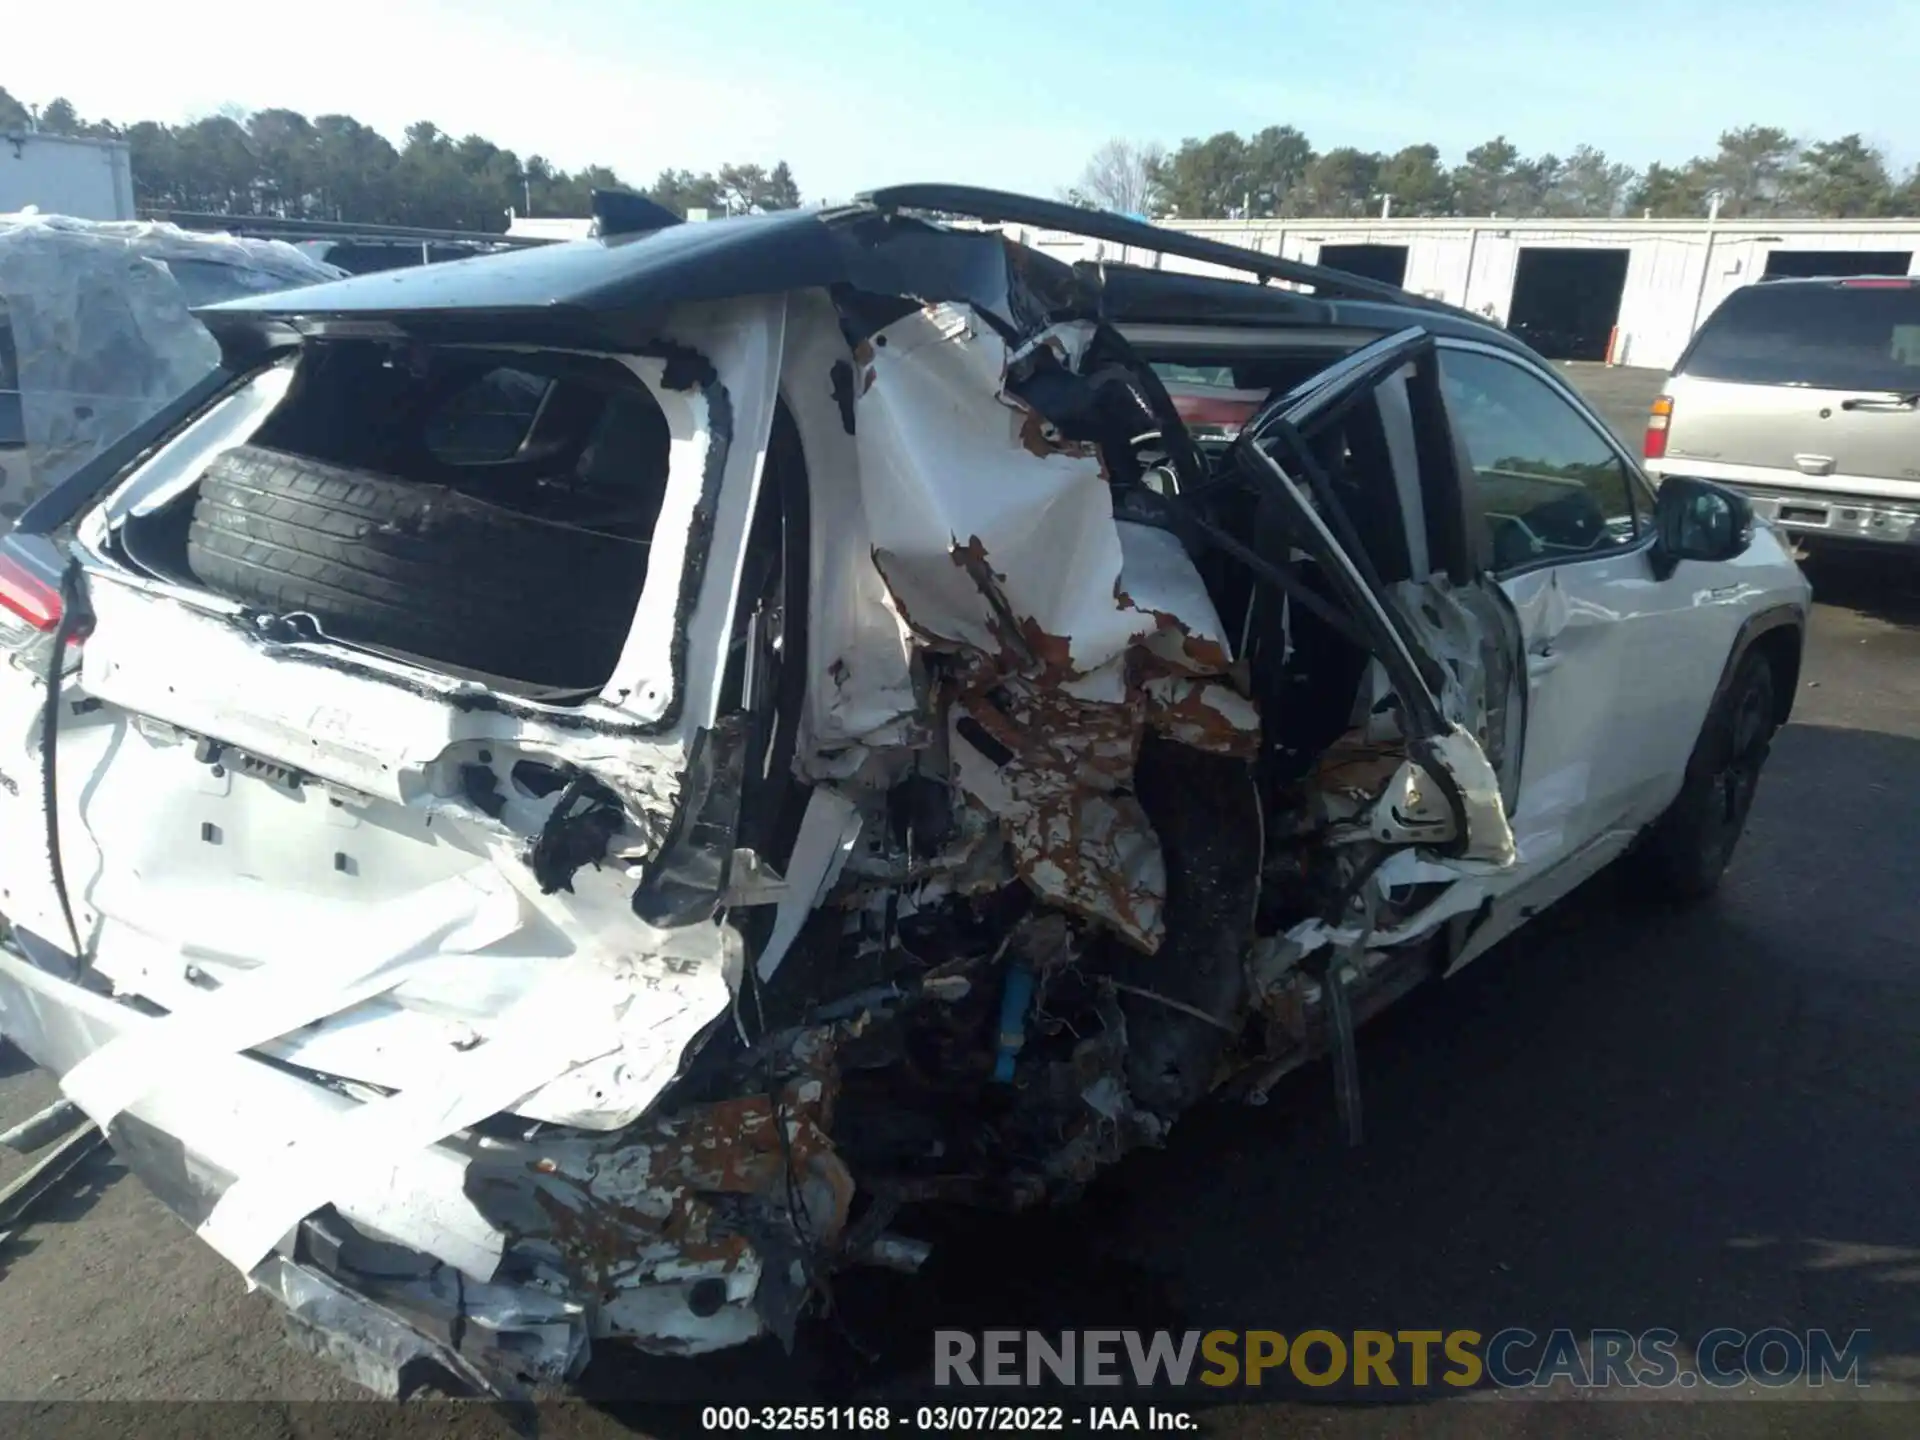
[
  {"xmin": 1558, "ymin": 361, "xmax": 1666, "ymax": 445},
  {"xmin": 1, "ymin": 367, "xmax": 1917, "ymax": 1437}
]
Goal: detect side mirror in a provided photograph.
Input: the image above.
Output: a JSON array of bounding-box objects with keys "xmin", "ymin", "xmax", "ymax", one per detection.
[{"xmin": 1652, "ymin": 476, "xmax": 1753, "ymax": 579}]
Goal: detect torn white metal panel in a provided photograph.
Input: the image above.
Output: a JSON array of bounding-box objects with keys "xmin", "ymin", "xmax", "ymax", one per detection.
[
  {"xmin": 849, "ymin": 309, "xmax": 1257, "ymax": 947},
  {"xmin": 847, "ymin": 316, "xmax": 1241, "ymax": 695},
  {"xmin": 854, "ymin": 305, "xmax": 1139, "ymax": 675},
  {"xmin": 1358, "ymin": 755, "xmax": 1465, "ymax": 849},
  {"xmin": 1141, "ymin": 676, "xmax": 1262, "ymax": 757},
  {"xmin": 601, "ymin": 296, "xmax": 788, "ymax": 731},
  {"xmin": 754, "ymin": 787, "xmax": 863, "ymax": 981},
  {"xmin": 57, "ymin": 602, "xmax": 749, "ymax": 1131},
  {"xmin": 948, "ymin": 683, "xmax": 1166, "ymax": 948},
  {"xmin": 59, "ymin": 870, "xmax": 521, "ymax": 1125},
  {"xmin": 1391, "ymin": 573, "xmax": 1526, "ymax": 803},
  {"xmin": 1113, "ymin": 520, "xmax": 1237, "ymax": 675},
  {"xmin": 1389, "ymin": 577, "xmax": 1490, "ymax": 740},
  {"xmin": 229, "ymin": 845, "xmax": 732, "ymax": 1132},
  {"xmin": 779, "ymin": 288, "xmax": 923, "ymax": 765},
  {"xmin": 0, "ymin": 944, "xmax": 506, "ymax": 1281},
  {"xmin": 194, "ymin": 953, "xmax": 646, "ymax": 1273},
  {"xmin": 1423, "ymin": 725, "xmax": 1517, "ymax": 868}
]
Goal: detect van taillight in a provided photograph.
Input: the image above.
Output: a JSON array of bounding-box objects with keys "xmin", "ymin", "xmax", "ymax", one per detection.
[
  {"xmin": 0, "ymin": 551, "xmax": 63, "ymax": 633},
  {"xmin": 1644, "ymin": 395, "xmax": 1673, "ymax": 461}
]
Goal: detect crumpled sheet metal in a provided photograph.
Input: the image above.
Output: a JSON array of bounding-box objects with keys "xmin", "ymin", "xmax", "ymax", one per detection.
[
  {"xmin": 257, "ymin": 1252, "xmax": 588, "ymax": 1399},
  {"xmin": 850, "ymin": 305, "xmax": 1260, "ymax": 949},
  {"xmin": 948, "ymin": 675, "xmax": 1167, "ymax": 947},
  {"xmin": 0, "ymin": 214, "xmax": 342, "ymax": 522},
  {"xmin": 855, "ymin": 305, "xmax": 1137, "ymax": 675},
  {"xmin": 469, "ymin": 1069, "xmax": 851, "ymax": 1352}
]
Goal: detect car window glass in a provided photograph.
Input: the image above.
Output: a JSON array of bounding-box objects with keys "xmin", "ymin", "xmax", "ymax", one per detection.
[
  {"xmin": 1438, "ymin": 349, "xmax": 1638, "ymax": 572},
  {"xmin": 1682, "ymin": 283, "xmax": 1920, "ymax": 390},
  {"xmin": 424, "ymin": 367, "xmax": 553, "ymax": 463}
]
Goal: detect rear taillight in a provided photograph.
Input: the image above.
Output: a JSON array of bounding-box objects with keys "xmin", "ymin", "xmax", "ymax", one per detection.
[
  {"xmin": 1644, "ymin": 394, "xmax": 1673, "ymax": 461},
  {"xmin": 0, "ymin": 550, "xmax": 64, "ymax": 633},
  {"xmin": 0, "ymin": 542, "xmax": 83, "ymax": 674}
]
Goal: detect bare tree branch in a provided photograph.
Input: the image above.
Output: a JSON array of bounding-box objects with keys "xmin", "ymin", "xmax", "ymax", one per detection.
[{"xmin": 1072, "ymin": 138, "xmax": 1167, "ymax": 216}]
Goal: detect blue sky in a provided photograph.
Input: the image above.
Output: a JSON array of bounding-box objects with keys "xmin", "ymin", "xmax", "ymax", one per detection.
[{"xmin": 11, "ymin": 0, "xmax": 1916, "ymax": 202}]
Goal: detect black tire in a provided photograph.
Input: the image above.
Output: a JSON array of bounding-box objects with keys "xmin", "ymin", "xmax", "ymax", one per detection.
[
  {"xmin": 1635, "ymin": 648, "xmax": 1778, "ymax": 901},
  {"xmin": 1116, "ymin": 737, "xmax": 1262, "ymax": 1118},
  {"xmin": 187, "ymin": 445, "xmax": 650, "ymax": 689}
]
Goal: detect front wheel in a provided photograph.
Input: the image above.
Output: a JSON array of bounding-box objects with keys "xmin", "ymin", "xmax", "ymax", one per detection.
[{"xmin": 1633, "ymin": 648, "xmax": 1778, "ymax": 901}]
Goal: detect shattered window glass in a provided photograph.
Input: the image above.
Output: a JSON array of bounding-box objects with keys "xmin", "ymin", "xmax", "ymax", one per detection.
[{"xmin": 1439, "ymin": 349, "xmax": 1639, "ymax": 572}]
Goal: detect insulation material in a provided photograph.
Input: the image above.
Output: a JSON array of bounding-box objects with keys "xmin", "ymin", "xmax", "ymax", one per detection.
[{"xmin": 0, "ymin": 214, "xmax": 341, "ymax": 522}]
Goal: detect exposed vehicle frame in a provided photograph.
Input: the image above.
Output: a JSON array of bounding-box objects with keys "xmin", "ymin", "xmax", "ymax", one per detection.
[{"xmin": 0, "ymin": 187, "xmax": 1806, "ymax": 1399}]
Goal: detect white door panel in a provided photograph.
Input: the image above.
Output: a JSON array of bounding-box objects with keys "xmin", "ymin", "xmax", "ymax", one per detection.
[
  {"xmin": 1500, "ymin": 558, "xmax": 1639, "ymax": 869},
  {"xmin": 1584, "ymin": 558, "xmax": 1743, "ymax": 826},
  {"xmin": 1503, "ymin": 544, "xmax": 1727, "ymax": 846}
]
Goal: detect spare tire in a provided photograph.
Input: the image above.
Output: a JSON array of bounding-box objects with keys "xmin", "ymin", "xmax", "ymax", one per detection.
[{"xmin": 186, "ymin": 444, "xmax": 651, "ymax": 689}]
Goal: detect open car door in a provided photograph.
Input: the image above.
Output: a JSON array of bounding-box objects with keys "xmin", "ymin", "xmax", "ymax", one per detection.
[
  {"xmin": 1118, "ymin": 324, "xmax": 1529, "ymax": 1142},
  {"xmin": 1131, "ymin": 325, "xmax": 1525, "ymax": 882}
]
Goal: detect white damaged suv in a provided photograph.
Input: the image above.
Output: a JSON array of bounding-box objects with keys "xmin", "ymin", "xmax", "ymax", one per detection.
[{"xmin": 0, "ymin": 186, "xmax": 1809, "ymax": 1397}]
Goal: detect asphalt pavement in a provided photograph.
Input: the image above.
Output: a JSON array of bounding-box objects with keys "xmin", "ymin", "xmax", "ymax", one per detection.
[{"xmin": 1, "ymin": 363, "xmax": 1917, "ymax": 1438}]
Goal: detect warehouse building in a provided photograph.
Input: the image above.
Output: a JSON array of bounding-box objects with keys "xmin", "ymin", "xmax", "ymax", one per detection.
[
  {"xmin": 1008, "ymin": 215, "xmax": 1920, "ymax": 372},
  {"xmin": 0, "ymin": 130, "xmax": 136, "ymax": 221}
]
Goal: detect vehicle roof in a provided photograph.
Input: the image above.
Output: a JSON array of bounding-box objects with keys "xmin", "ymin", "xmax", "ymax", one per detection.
[{"xmin": 195, "ymin": 183, "xmax": 1524, "ymax": 359}]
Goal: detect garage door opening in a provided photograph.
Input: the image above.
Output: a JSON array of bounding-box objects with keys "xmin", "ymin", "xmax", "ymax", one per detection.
[
  {"xmin": 1315, "ymin": 244, "xmax": 1410, "ymax": 287},
  {"xmin": 1505, "ymin": 248, "xmax": 1630, "ymax": 362},
  {"xmin": 1763, "ymin": 249, "xmax": 1913, "ymax": 279}
]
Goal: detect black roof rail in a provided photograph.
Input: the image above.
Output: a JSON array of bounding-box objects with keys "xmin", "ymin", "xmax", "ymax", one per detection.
[
  {"xmin": 859, "ymin": 183, "xmax": 1464, "ymax": 315},
  {"xmin": 141, "ymin": 211, "xmax": 550, "ymax": 249}
]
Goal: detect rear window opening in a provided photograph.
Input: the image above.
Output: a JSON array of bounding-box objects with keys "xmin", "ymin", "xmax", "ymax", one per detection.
[
  {"xmin": 1680, "ymin": 281, "xmax": 1920, "ymax": 391},
  {"xmin": 1151, "ymin": 353, "xmax": 1352, "ymax": 442},
  {"xmin": 110, "ymin": 342, "xmax": 677, "ymax": 698}
]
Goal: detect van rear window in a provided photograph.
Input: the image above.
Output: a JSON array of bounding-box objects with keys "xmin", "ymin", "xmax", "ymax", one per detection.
[{"xmin": 1681, "ymin": 282, "xmax": 1920, "ymax": 390}]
